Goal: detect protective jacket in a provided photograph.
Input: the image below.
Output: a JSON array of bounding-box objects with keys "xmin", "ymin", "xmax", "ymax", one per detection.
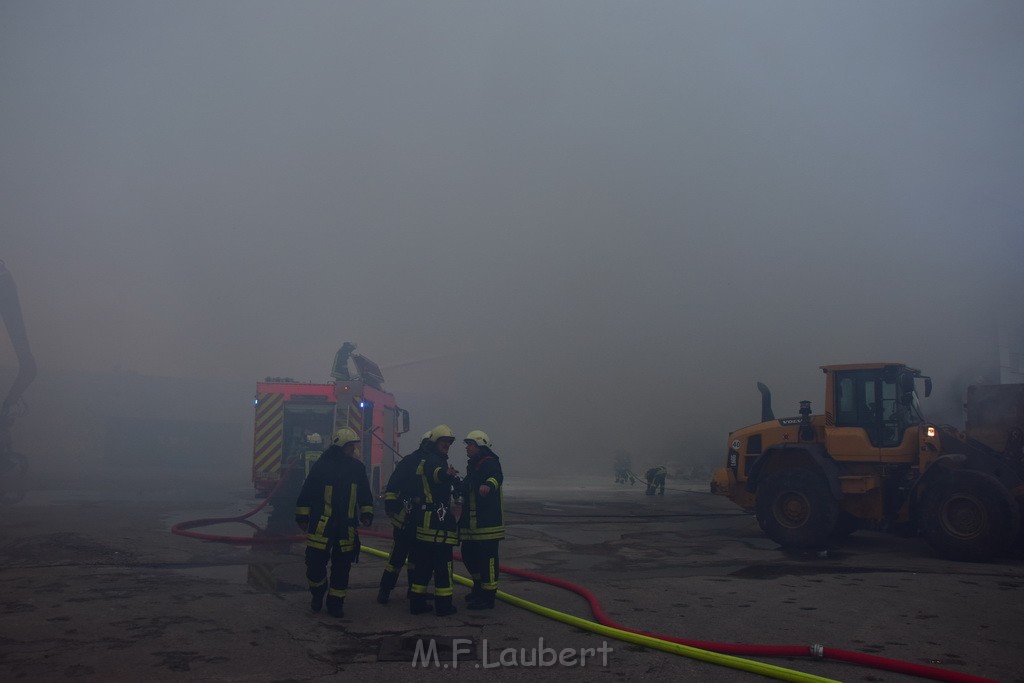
[
  {"xmin": 459, "ymin": 450, "xmax": 504, "ymax": 540},
  {"xmin": 646, "ymin": 466, "xmax": 667, "ymax": 483},
  {"xmin": 412, "ymin": 444, "xmax": 459, "ymax": 545},
  {"xmin": 383, "ymin": 445, "xmax": 428, "ymax": 530},
  {"xmin": 295, "ymin": 444, "xmax": 374, "ymax": 552}
]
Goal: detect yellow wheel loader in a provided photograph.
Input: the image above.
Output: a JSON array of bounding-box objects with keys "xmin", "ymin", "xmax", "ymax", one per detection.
[{"xmin": 711, "ymin": 363, "xmax": 1024, "ymax": 561}]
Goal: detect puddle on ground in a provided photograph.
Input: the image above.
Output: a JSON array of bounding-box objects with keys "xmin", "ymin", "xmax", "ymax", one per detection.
[
  {"xmin": 378, "ymin": 635, "xmax": 478, "ymax": 663},
  {"xmin": 729, "ymin": 564, "xmax": 897, "ymax": 579},
  {"xmin": 172, "ymin": 562, "xmax": 306, "ymax": 593}
]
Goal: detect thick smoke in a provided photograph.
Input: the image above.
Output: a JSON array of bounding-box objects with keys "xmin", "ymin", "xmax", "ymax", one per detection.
[{"xmin": 2, "ymin": 2, "xmax": 1022, "ymax": 480}]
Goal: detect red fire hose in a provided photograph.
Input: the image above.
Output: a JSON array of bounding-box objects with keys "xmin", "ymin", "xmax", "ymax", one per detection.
[
  {"xmin": 171, "ymin": 484, "xmax": 998, "ymax": 683},
  {"xmin": 481, "ymin": 557, "xmax": 995, "ymax": 683}
]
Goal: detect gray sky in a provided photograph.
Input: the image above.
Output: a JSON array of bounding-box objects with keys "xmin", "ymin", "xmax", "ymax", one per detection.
[{"xmin": 2, "ymin": 1, "xmax": 1023, "ymax": 473}]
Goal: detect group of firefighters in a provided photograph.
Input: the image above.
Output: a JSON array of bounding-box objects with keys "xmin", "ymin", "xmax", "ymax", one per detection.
[
  {"xmin": 612, "ymin": 450, "xmax": 668, "ymax": 495},
  {"xmin": 293, "ymin": 424, "xmax": 503, "ymax": 618},
  {"xmin": 614, "ymin": 462, "xmax": 668, "ymax": 496}
]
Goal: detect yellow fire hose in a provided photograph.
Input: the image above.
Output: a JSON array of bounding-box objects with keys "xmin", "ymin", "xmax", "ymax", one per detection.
[{"xmin": 360, "ymin": 544, "xmax": 838, "ymax": 683}]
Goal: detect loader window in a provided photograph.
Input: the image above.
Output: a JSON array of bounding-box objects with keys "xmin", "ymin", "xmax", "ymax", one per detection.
[
  {"xmin": 884, "ymin": 373, "xmax": 923, "ymax": 440},
  {"xmin": 835, "ymin": 374, "xmax": 875, "ymax": 428},
  {"xmin": 834, "ymin": 370, "xmax": 904, "ymax": 447}
]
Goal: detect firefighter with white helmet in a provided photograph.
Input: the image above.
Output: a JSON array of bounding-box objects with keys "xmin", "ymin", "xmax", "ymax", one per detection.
[
  {"xmin": 376, "ymin": 429, "xmax": 434, "ymax": 605},
  {"xmin": 458, "ymin": 429, "xmax": 504, "ymax": 610},
  {"xmin": 407, "ymin": 424, "xmax": 461, "ymax": 616},
  {"xmin": 294, "ymin": 427, "xmax": 374, "ymax": 618}
]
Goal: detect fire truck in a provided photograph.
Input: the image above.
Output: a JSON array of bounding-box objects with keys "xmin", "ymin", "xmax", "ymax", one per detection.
[{"xmin": 251, "ymin": 342, "xmax": 410, "ymax": 498}]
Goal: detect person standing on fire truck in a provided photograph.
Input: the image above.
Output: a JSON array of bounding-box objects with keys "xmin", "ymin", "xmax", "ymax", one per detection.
[
  {"xmin": 458, "ymin": 430, "xmax": 504, "ymax": 609},
  {"xmin": 295, "ymin": 427, "xmax": 374, "ymax": 618},
  {"xmin": 408, "ymin": 425, "xmax": 461, "ymax": 616},
  {"xmin": 377, "ymin": 430, "xmax": 432, "ymax": 604}
]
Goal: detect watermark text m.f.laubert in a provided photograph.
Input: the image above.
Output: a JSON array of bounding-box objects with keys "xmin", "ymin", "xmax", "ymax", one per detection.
[{"xmin": 412, "ymin": 637, "xmax": 613, "ymax": 669}]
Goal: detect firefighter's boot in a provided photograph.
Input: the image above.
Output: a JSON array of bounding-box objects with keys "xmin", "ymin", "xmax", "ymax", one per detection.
[
  {"xmin": 409, "ymin": 593, "xmax": 432, "ymax": 615},
  {"xmin": 326, "ymin": 596, "xmax": 345, "ymax": 619},
  {"xmin": 309, "ymin": 585, "xmax": 327, "ymax": 613},
  {"xmin": 464, "ymin": 581, "xmax": 482, "ymax": 603},
  {"xmin": 377, "ymin": 572, "xmax": 397, "ymax": 605},
  {"xmin": 406, "ymin": 578, "xmax": 433, "ymax": 602},
  {"xmin": 434, "ymin": 596, "xmax": 457, "ymax": 617},
  {"xmin": 467, "ymin": 589, "xmax": 496, "ymax": 610}
]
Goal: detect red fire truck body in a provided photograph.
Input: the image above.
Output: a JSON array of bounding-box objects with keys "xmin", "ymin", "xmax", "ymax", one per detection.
[{"xmin": 251, "ymin": 344, "xmax": 409, "ymax": 497}]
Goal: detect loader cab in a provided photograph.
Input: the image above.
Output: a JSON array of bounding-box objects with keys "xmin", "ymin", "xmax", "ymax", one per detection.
[{"xmin": 827, "ymin": 364, "xmax": 928, "ymax": 452}]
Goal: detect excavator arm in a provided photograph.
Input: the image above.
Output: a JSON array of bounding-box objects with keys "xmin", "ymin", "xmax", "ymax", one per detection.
[{"xmin": 0, "ymin": 260, "xmax": 36, "ymax": 420}]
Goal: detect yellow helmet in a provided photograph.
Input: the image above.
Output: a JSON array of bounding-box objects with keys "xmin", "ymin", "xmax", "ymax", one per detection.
[
  {"xmin": 463, "ymin": 430, "xmax": 491, "ymax": 449},
  {"xmin": 332, "ymin": 427, "xmax": 360, "ymax": 446},
  {"xmin": 430, "ymin": 424, "xmax": 455, "ymax": 443}
]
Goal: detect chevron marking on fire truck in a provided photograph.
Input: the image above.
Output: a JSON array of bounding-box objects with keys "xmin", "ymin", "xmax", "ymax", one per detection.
[
  {"xmin": 253, "ymin": 393, "xmax": 285, "ymax": 474},
  {"xmin": 343, "ymin": 395, "xmax": 363, "ymax": 448}
]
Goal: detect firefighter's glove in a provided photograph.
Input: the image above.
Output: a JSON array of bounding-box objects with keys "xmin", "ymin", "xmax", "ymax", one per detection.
[
  {"xmin": 360, "ymin": 512, "xmax": 374, "ymax": 527},
  {"xmin": 295, "ymin": 515, "xmax": 309, "ymax": 532}
]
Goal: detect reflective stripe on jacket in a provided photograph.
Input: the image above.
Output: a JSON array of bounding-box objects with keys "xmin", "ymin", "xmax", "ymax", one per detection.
[
  {"xmin": 412, "ymin": 447, "xmax": 459, "ymax": 545},
  {"xmin": 295, "ymin": 445, "xmax": 374, "ymax": 552},
  {"xmin": 459, "ymin": 452, "xmax": 504, "ymax": 541}
]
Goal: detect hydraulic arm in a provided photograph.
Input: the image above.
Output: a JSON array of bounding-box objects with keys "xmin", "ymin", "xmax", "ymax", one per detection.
[{"xmin": 0, "ymin": 260, "xmax": 36, "ymax": 420}]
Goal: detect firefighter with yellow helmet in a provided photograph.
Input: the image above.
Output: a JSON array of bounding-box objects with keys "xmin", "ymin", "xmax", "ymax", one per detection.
[
  {"xmin": 376, "ymin": 429, "xmax": 433, "ymax": 605},
  {"xmin": 407, "ymin": 424, "xmax": 461, "ymax": 616},
  {"xmin": 294, "ymin": 427, "xmax": 374, "ymax": 618},
  {"xmin": 458, "ymin": 429, "xmax": 504, "ymax": 609}
]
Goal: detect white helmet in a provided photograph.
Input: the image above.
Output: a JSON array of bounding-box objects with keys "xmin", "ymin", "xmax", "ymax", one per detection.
[
  {"xmin": 463, "ymin": 430, "xmax": 491, "ymax": 449},
  {"xmin": 429, "ymin": 424, "xmax": 455, "ymax": 443}
]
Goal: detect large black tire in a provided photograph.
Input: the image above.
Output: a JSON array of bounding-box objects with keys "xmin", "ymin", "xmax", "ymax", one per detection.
[
  {"xmin": 920, "ymin": 470, "xmax": 1020, "ymax": 562},
  {"xmin": 755, "ymin": 468, "xmax": 839, "ymax": 549}
]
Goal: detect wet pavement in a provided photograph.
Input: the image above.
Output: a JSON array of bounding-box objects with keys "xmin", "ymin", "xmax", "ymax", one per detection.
[{"xmin": 1, "ymin": 469, "xmax": 1022, "ymax": 682}]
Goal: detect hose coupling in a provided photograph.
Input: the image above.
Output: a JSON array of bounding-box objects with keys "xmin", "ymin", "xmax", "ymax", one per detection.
[{"xmin": 810, "ymin": 643, "xmax": 824, "ymax": 658}]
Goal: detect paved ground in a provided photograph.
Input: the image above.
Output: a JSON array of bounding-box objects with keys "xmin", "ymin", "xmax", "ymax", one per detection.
[{"xmin": 1, "ymin": 468, "xmax": 1022, "ymax": 682}]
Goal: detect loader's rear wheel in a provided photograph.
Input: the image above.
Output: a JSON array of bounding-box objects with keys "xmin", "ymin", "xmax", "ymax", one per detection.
[
  {"xmin": 755, "ymin": 468, "xmax": 838, "ymax": 549},
  {"xmin": 921, "ymin": 470, "xmax": 1020, "ymax": 562}
]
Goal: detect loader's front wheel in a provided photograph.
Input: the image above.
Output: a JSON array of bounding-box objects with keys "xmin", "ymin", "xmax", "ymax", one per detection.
[
  {"xmin": 920, "ymin": 470, "xmax": 1020, "ymax": 562},
  {"xmin": 755, "ymin": 468, "xmax": 838, "ymax": 549}
]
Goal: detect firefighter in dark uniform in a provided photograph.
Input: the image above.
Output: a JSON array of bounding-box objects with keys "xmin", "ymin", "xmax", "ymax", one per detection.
[
  {"xmin": 407, "ymin": 424, "xmax": 461, "ymax": 616},
  {"xmin": 294, "ymin": 427, "xmax": 374, "ymax": 618},
  {"xmin": 458, "ymin": 430, "xmax": 504, "ymax": 610},
  {"xmin": 645, "ymin": 465, "xmax": 667, "ymax": 496},
  {"xmin": 376, "ymin": 430, "xmax": 432, "ymax": 604}
]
